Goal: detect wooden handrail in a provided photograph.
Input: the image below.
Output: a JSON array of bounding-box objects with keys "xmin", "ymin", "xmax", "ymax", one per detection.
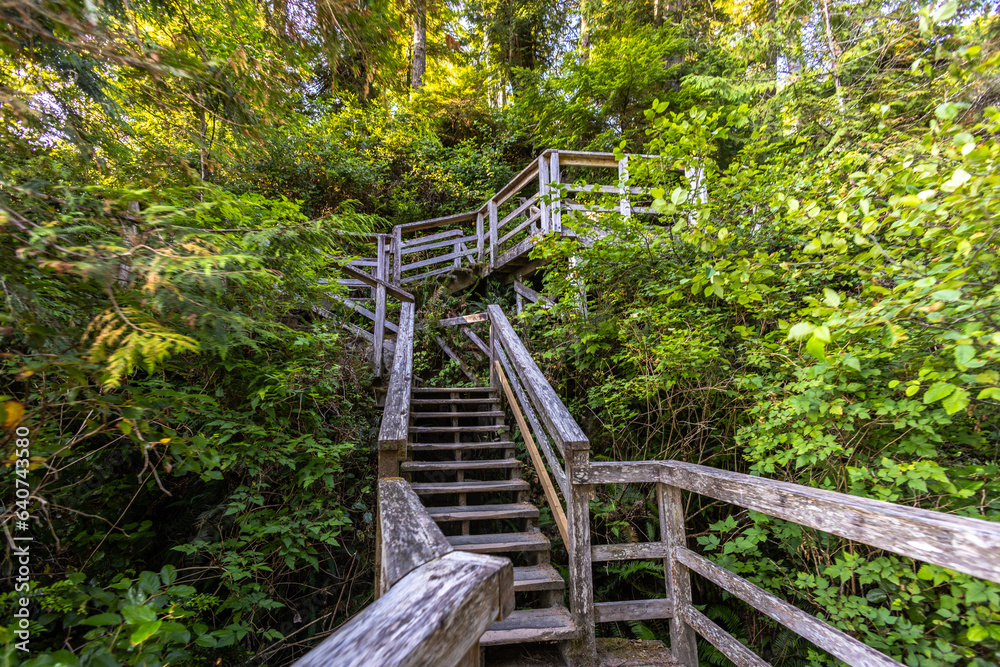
[
  {"xmin": 487, "ymin": 305, "xmax": 588, "ymax": 452},
  {"xmin": 378, "ymin": 301, "xmax": 414, "ymax": 452},
  {"xmin": 568, "ymin": 459, "xmax": 1000, "ymax": 667},
  {"xmin": 297, "ymin": 479, "xmax": 513, "ymax": 667}
]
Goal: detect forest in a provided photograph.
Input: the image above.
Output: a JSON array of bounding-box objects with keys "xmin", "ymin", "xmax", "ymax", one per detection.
[{"xmin": 1, "ymin": 0, "xmax": 999, "ymax": 665}]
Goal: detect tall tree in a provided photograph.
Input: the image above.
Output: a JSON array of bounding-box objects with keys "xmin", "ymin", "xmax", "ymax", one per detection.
[{"xmin": 411, "ymin": 0, "xmax": 428, "ymax": 89}]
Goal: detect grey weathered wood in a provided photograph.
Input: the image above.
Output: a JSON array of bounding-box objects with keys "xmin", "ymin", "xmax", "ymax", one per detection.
[
  {"xmin": 374, "ymin": 236, "xmax": 387, "ymax": 377},
  {"xmin": 513, "ymin": 281, "xmax": 554, "ymax": 309},
  {"xmin": 401, "ymin": 247, "xmax": 476, "ymax": 273},
  {"xmin": 488, "ymin": 200, "xmax": 498, "ymax": 269},
  {"xmin": 296, "ymin": 551, "xmax": 512, "ymax": 667},
  {"xmin": 680, "ymin": 606, "xmax": 769, "ymax": 667},
  {"xmin": 575, "ymin": 460, "xmax": 1000, "ymax": 585},
  {"xmin": 435, "ymin": 336, "xmax": 478, "ymax": 383},
  {"xmin": 397, "ymin": 210, "xmax": 478, "ymax": 233},
  {"xmin": 538, "ymin": 154, "xmax": 549, "ymax": 235},
  {"xmin": 494, "ymin": 236, "xmax": 536, "ymax": 270},
  {"xmin": 591, "ymin": 542, "xmax": 671, "ymax": 562},
  {"xmin": 476, "ymin": 212, "xmax": 484, "ymax": 263},
  {"xmin": 619, "ymin": 156, "xmax": 630, "ymax": 218},
  {"xmin": 549, "ymin": 151, "xmax": 561, "ymax": 234},
  {"xmin": 498, "ymin": 195, "xmax": 539, "ymax": 229},
  {"xmin": 660, "ymin": 484, "xmax": 697, "ymax": 667},
  {"xmin": 378, "ymin": 301, "xmax": 414, "ymax": 451},
  {"xmin": 564, "ymin": 449, "xmax": 596, "ymax": 662},
  {"xmin": 676, "ymin": 547, "xmax": 903, "ymax": 667},
  {"xmin": 498, "ymin": 211, "xmax": 542, "ymax": 247},
  {"xmin": 488, "ymin": 305, "xmax": 588, "ymax": 452},
  {"xmin": 434, "ymin": 312, "xmax": 490, "ymax": 327},
  {"xmin": 331, "ymin": 295, "xmax": 400, "ymax": 334},
  {"xmin": 392, "ymin": 227, "xmax": 402, "ymax": 285},
  {"xmin": 494, "ymin": 346, "xmax": 568, "ymax": 495},
  {"xmin": 400, "ymin": 264, "xmax": 460, "ymax": 284},
  {"xmin": 378, "ymin": 478, "xmax": 453, "ymax": 589},
  {"xmin": 400, "ymin": 228, "xmax": 464, "ymax": 249},
  {"xmin": 593, "ymin": 599, "xmax": 673, "ymax": 623},
  {"xmin": 339, "ymin": 264, "xmax": 415, "ymax": 303},
  {"xmin": 401, "ymin": 233, "xmax": 475, "ymax": 256},
  {"xmin": 463, "ymin": 327, "xmax": 490, "ymax": 357},
  {"xmin": 482, "ymin": 606, "xmax": 578, "ymax": 646},
  {"xmin": 491, "ymin": 161, "xmax": 540, "ymax": 208}
]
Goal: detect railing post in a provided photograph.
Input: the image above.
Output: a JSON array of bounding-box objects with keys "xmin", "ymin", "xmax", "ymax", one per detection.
[
  {"xmin": 563, "ymin": 449, "xmax": 595, "ymax": 665},
  {"xmin": 391, "ymin": 226, "xmax": 402, "ymax": 285},
  {"xmin": 374, "ymin": 234, "xmax": 387, "ymax": 377},
  {"xmin": 549, "ymin": 151, "xmax": 561, "ymax": 235},
  {"xmin": 618, "ymin": 155, "xmax": 631, "ymax": 219},
  {"xmin": 658, "ymin": 482, "xmax": 698, "ymax": 666},
  {"xmin": 476, "ymin": 211, "xmax": 484, "ymax": 264},
  {"xmin": 487, "ymin": 200, "xmax": 498, "ymax": 269},
  {"xmin": 538, "ymin": 153, "xmax": 550, "ymax": 234}
]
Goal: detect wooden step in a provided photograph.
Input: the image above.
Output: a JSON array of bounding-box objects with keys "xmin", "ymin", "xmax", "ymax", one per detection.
[
  {"xmin": 410, "ymin": 480, "xmax": 529, "ymax": 495},
  {"xmin": 412, "ymin": 386, "xmax": 494, "ymax": 393},
  {"xmin": 425, "ymin": 502, "xmax": 538, "ymax": 522},
  {"xmin": 410, "ymin": 425, "xmax": 508, "ymax": 433},
  {"xmin": 513, "ymin": 564, "xmax": 565, "ymax": 592},
  {"xmin": 400, "ymin": 458, "xmax": 520, "ymax": 472},
  {"xmin": 411, "ymin": 398, "xmax": 500, "ymax": 405},
  {"xmin": 410, "ymin": 410, "xmax": 504, "ymax": 418},
  {"xmin": 409, "ymin": 440, "xmax": 517, "ymax": 451},
  {"xmin": 480, "ymin": 606, "xmax": 578, "ymax": 646},
  {"xmin": 447, "ymin": 531, "xmax": 549, "ymax": 554}
]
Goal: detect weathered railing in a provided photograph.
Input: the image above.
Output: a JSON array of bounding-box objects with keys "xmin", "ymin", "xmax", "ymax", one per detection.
[
  {"xmin": 485, "ymin": 304, "xmax": 596, "ymax": 661},
  {"xmin": 376, "ymin": 301, "xmax": 414, "ymax": 480},
  {"xmin": 572, "ymin": 460, "xmax": 1000, "ymax": 667},
  {"xmin": 295, "ymin": 478, "xmax": 513, "ymax": 667}
]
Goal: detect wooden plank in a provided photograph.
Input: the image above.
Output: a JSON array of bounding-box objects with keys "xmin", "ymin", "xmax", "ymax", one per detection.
[
  {"xmin": 378, "ymin": 478, "xmax": 453, "ymax": 589},
  {"xmin": 378, "ymin": 301, "xmax": 414, "ymax": 450},
  {"xmin": 401, "ymin": 247, "xmax": 476, "ymax": 273},
  {"xmin": 538, "ymin": 154, "xmax": 550, "ymax": 235},
  {"xmin": 660, "ymin": 484, "xmax": 698, "ymax": 667},
  {"xmin": 498, "ymin": 196, "xmax": 538, "ymax": 229},
  {"xmin": 339, "ymin": 263, "xmax": 415, "ymax": 303},
  {"xmin": 464, "ymin": 327, "xmax": 490, "ymax": 357},
  {"xmin": 591, "ymin": 542, "xmax": 671, "ymax": 563},
  {"xmin": 549, "ymin": 151, "xmax": 561, "ymax": 234},
  {"xmin": 396, "ymin": 210, "xmax": 478, "ymax": 233},
  {"xmin": 296, "ymin": 551, "xmax": 512, "ymax": 667},
  {"xmin": 492, "ymin": 160, "xmax": 540, "ymax": 208},
  {"xmin": 374, "ymin": 236, "xmax": 387, "ymax": 377},
  {"xmin": 676, "ymin": 547, "xmax": 903, "ymax": 667},
  {"xmin": 680, "ymin": 606, "xmax": 769, "ymax": 667},
  {"xmin": 574, "ymin": 461, "xmax": 1000, "ymax": 586},
  {"xmin": 392, "ymin": 227, "xmax": 402, "ymax": 285},
  {"xmin": 401, "ymin": 234, "xmax": 476, "ymax": 256},
  {"xmin": 498, "ymin": 211, "xmax": 541, "ymax": 247},
  {"xmin": 513, "ymin": 281, "xmax": 554, "ymax": 309},
  {"xmin": 400, "ymin": 228, "xmax": 463, "ymax": 249},
  {"xmin": 495, "ymin": 362, "xmax": 569, "ymax": 545},
  {"xmin": 493, "ymin": 236, "xmax": 536, "ymax": 271},
  {"xmin": 487, "ymin": 305, "xmax": 588, "ymax": 451},
  {"xmin": 400, "ymin": 264, "xmax": 458, "ymax": 284},
  {"xmin": 331, "ymin": 295, "xmax": 400, "ymax": 334},
  {"xmin": 438, "ymin": 312, "xmax": 489, "ymax": 327},
  {"xmin": 594, "ymin": 599, "xmax": 673, "ymax": 623},
  {"xmin": 488, "ymin": 200, "xmax": 498, "ymax": 269},
  {"xmin": 435, "ymin": 335, "xmax": 479, "ymax": 384},
  {"xmin": 564, "ymin": 184, "xmax": 625, "ymax": 195},
  {"xmin": 494, "ymin": 346, "xmax": 568, "ymax": 496},
  {"xmin": 619, "ymin": 156, "xmax": 630, "ymax": 218}
]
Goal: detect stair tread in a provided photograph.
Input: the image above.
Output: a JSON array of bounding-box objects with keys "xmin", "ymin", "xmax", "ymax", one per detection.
[
  {"xmin": 513, "ymin": 564, "xmax": 565, "ymax": 591},
  {"xmin": 412, "ymin": 386, "xmax": 494, "ymax": 393},
  {"xmin": 409, "ymin": 441, "xmax": 517, "ymax": 451},
  {"xmin": 425, "ymin": 502, "xmax": 538, "ymax": 522},
  {"xmin": 447, "ymin": 531, "xmax": 550, "ymax": 553},
  {"xmin": 480, "ymin": 606, "xmax": 578, "ymax": 646},
  {"xmin": 411, "ymin": 480, "xmax": 529, "ymax": 494},
  {"xmin": 411, "ymin": 398, "xmax": 500, "ymax": 405},
  {"xmin": 410, "ymin": 427, "xmax": 509, "ymax": 436},
  {"xmin": 411, "ymin": 410, "xmax": 505, "ymax": 418},
  {"xmin": 401, "ymin": 458, "xmax": 520, "ymax": 472}
]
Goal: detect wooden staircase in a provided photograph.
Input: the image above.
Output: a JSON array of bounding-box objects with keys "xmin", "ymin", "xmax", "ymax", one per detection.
[{"xmin": 403, "ymin": 385, "xmax": 579, "ymax": 650}]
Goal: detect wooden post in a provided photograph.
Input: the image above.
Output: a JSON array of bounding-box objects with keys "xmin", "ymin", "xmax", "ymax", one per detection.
[
  {"xmin": 619, "ymin": 155, "xmax": 631, "ymax": 219},
  {"xmin": 374, "ymin": 235, "xmax": 387, "ymax": 377},
  {"xmin": 659, "ymin": 483, "xmax": 698, "ymax": 667},
  {"xmin": 549, "ymin": 151, "xmax": 561, "ymax": 235},
  {"xmin": 476, "ymin": 211, "xmax": 484, "ymax": 264},
  {"xmin": 392, "ymin": 227, "xmax": 402, "ymax": 285},
  {"xmin": 488, "ymin": 200, "xmax": 498, "ymax": 269},
  {"xmin": 563, "ymin": 449, "xmax": 595, "ymax": 665},
  {"xmin": 538, "ymin": 154, "xmax": 550, "ymax": 233}
]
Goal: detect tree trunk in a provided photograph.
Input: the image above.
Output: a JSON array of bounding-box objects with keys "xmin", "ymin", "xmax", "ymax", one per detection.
[
  {"xmin": 821, "ymin": 0, "xmax": 845, "ymax": 112},
  {"xmin": 411, "ymin": 0, "xmax": 427, "ymax": 90},
  {"xmin": 579, "ymin": 0, "xmax": 590, "ymax": 63}
]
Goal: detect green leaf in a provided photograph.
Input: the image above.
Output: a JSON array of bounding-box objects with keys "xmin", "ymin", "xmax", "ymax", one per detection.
[
  {"xmin": 954, "ymin": 345, "xmax": 975, "ymax": 369},
  {"xmin": 787, "ymin": 322, "xmax": 814, "ymax": 341},
  {"xmin": 121, "ymin": 604, "xmax": 157, "ymax": 625},
  {"xmin": 805, "ymin": 335, "xmax": 826, "ymax": 362},
  {"xmin": 923, "ymin": 382, "xmax": 955, "ymax": 404},
  {"xmin": 81, "ymin": 613, "xmax": 123, "ymax": 627},
  {"xmin": 931, "ymin": 289, "xmax": 961, "ymax": 301},
  {"xmin": 967, "ymin": 625, "xmax": 988, "ymax": 642},
  {"xmin": 822, "ymin": 288, "xmax": 841, "ymax": 308},
  {"xmin": 933, "ymin": 0, "xmax": 957, "ymax": 23},
  {"xmin": 130, "ymin": 620, "xmax": 162, "ymax": 645},
  {"xmin": 942, "ymin": 387, "xmax": 969, "ymax": 415}
]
